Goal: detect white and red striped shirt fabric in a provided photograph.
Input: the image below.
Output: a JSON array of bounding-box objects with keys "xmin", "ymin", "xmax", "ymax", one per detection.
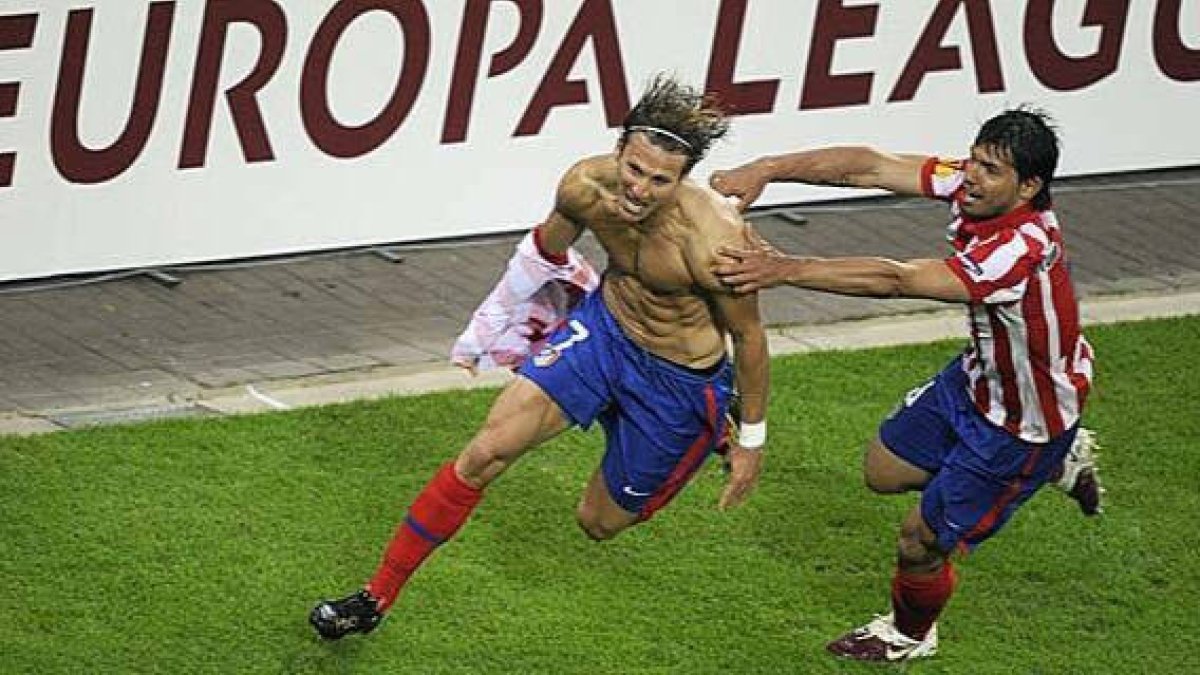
[
  {"xmin": 922, "ymin": 157, "xmax": 1094, "ymax": 443},
  {"xmin": 450, "ymin": 229, "xmax": 599, "ymax": 371}
]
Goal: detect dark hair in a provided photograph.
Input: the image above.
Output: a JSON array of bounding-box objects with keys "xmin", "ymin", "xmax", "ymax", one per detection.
[
  {"xmin": 620, "ymin": 73, "xmax": 730, "ymax": 173},
  {"xmin": 974, "ymin": 106, "xmax": 1061, "ymax": 210}
]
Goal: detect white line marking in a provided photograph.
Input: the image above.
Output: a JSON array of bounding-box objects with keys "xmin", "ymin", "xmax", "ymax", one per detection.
[{"xmin": 246, "ymin": 384, "xmax": 291, "ymax": 410}]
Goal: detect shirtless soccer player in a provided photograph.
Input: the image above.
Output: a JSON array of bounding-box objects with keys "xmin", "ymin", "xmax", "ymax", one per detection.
[{"xmin": 310, "ymin": 74, "xmax": 770, "ymax": 639}]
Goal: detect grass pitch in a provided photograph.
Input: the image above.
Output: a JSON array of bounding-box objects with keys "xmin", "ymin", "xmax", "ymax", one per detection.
[{"xmin": 2, "ymin": 315, "xmax": 1197, "ymax": 673}]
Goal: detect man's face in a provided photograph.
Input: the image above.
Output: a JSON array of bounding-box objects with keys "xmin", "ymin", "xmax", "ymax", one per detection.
[
  {"xmin": 961, "ymin": 143, "xmax": 1042, "ymax": 219},
  {"xmin": 613, "ymin": 132, "xmax": 688, "ymax": 223}
]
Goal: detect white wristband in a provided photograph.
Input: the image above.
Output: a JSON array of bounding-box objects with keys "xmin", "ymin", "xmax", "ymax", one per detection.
[{"xmin": 738, "ymin": 421, "xmax": 767, "ymax": 450}]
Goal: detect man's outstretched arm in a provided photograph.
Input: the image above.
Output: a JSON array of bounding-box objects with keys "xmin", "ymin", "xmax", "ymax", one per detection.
[
  {"xmin": 710, "ymin": 146, "xmax": 928, "ymax": 210},
  {"xmin": 714, "ymin": 234, "xmax": 970, "ymax": 303}
]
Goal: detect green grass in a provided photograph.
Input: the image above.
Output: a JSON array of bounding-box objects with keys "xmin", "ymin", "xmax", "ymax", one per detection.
[{"xmin": 2, "ymin": 316, "xmax": 1198, "ymax": 673}]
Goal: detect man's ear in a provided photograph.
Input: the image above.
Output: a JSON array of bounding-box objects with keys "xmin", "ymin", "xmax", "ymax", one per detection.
[{"xmin": 1019, "ymin": 175, "xmax": 1044, "ymax": 203}]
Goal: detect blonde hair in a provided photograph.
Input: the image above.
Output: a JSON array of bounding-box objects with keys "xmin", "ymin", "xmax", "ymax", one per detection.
[{"xmin": 621, "ymin": 73, "xmax": 730, "ymax": 172}]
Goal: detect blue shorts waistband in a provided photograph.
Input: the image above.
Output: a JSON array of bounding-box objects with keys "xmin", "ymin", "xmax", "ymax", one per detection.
[{"xmin": 592, "ymin": 290, "xmax": 729, "ymax": 383}]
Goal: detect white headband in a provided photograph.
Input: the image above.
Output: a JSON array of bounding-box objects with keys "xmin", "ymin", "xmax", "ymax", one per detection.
[{"xmin": 628, "ymin": 125, "xmax": 694, "ymax": 152}]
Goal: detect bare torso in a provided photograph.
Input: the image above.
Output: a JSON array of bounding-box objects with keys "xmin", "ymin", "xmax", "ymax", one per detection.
[{"xmin": 566, "ymin": 155, "xmax": 740, "ymax": 368}]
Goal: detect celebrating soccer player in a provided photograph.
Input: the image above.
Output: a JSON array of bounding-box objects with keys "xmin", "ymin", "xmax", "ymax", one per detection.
[
  {"xmin": 710, "ymin": 107, "xmax": 1102, "ymax": 662},
  {"xmin": 310, "ymin": 74, "xmax": 769, "ymax": 640}
]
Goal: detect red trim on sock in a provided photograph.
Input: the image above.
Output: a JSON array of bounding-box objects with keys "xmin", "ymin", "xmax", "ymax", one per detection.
[
  {"xmin": 533, "ymin": 227, "xmax": 568, "ymax": 265},
  {"xmin": 891, "ymin": 562, "xmax": 957, "ymax": 640},
  {"xmin": 366, "ymin": 463, "xmax": 483, "ymax": 611}
]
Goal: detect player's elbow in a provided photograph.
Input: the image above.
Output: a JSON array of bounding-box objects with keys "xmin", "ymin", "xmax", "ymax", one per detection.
[
  {"xmin": 884, "ymin": 261, "xmax": 922, "ymax": 298},
  {"xmin": 832, "ymin": 146, "xmax": 891, "ymax": 189},
  {"xmin": 726, "ymin": 323, "xmax": 767, "ymax": 351},
  {"xmin": 894, "ymin": 259, "xmax": 971, "ymax": 303},
  {"xmin": 852, "ymin": 268, "xmax": 906, "ymax": 298}
]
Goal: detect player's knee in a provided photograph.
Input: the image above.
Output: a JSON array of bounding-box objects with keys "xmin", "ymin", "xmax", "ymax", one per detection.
[
  {"xmin": 896, "ymin": 524, "xmax": 944, "ymax": 572},
  {"xmin": 457, "ymin": 435, "xmax": 514, "ymax": 488},
  {"xmin": 574, "ymin": 500, "xmax": 633, "ymax": 541},
  {"xmin": 575, "ymin": 511, "xmax": 620, "ymax": 541},
  {"xmin": 864, "ymin": 466, "xmax": 899, "ymax": 494},
  {"xmin": 863, "ymin": 438, "xmax": 925, "ymax": 494},
  {"xmin": 863, "ymin": 454, "xmax": 904, "ymax": 494}
]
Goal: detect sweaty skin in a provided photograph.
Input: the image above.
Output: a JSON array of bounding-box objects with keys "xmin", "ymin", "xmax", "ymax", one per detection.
[
  {"xmin": 307, "ymin": 97, "xmax": 773, "ymax": 646},
  {"xmin": 580, "ymin": 161, "xmax": 742, "ymax": 368},
  {"xmin": 457, "ymin": 132, "xmax": 768, "ymax": 521},
  {"xmin": 537, "ymin": 139, "xmax": 768, "ymax": 430}
]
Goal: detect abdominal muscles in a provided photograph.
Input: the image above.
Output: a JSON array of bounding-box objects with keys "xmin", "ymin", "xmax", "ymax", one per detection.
[{"xmin": 603, "ymin": 273, "xmax": 725, "ymax": 369}]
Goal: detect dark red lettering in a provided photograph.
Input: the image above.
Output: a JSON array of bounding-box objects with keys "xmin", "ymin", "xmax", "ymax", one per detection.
[
  {"xmin": 443, "ymin": 0, "xmax": 541, "ymax": 143},
  {"xmin": 1154, "ymin": 0, "xmax": 1200, "ymax": 81},
  {"xmin": 301, "ymin": 0, "xmax": 430, "ymax": 159},
  {"xmin": 705, "ymin": 0, "xmax": 779, "ymax": 115},
  {"xmin": 0, "ymin": 81, "xmax": 17, "ymax": 117},
  {"xmin": 0, "ymin": 13, "xmax": 37, "ymax": 187},
  {"xmin": 800, "ymin": 0, "xmax": 878, "ymax": 110},
  {"xmin": 890, "ymin": 0, "xmax": 1003, "ymax": 102},
  {"xmin": 51, "ymin": 3, "xmax": 174, "ymax": 184},
  {"xmin": 1025, "ymin": 0, "xmax": 1130, "ymax": 91},
  {"xmin": 0, "ymin": 13, "xmax": 36, "ymax": 50},
  {"xmin": 514, "ymin": 0, "xmax": 629, "ymax": 136},
  {"xmin": 178, "ymin": 0, "xmax": 286, "ymax": 169}
]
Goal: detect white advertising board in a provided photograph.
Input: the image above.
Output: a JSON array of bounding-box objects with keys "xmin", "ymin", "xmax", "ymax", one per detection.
[{"xmin": 0, "ymin": 0, "xmax": 1196, "ymax": 281}]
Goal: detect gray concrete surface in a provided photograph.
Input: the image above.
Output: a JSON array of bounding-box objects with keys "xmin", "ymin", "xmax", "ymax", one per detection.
[{"xmin": 1, "ymin": 167, "xmax": 1197, "ymax": 434}]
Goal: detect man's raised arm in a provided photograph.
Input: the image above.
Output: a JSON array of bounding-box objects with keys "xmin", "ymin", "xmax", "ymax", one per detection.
[{"xmin": 710, "ymin": 146, "xmax": 928, "ymax": 210}]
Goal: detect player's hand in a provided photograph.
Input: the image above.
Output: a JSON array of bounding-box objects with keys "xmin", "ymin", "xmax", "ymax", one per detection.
[
  {"xmin": 710, "ymin": 163, "xmax": 771, "ymax": 211},
  {"xmin": 713, "ymin": 225, "xmax": 793, "ymax": 293},
  {"xmin": 453, "ymin": 359, "xmax": 479, "ymax": 377},
  {"xmin": 719, "ymin": 443, "xmax": 763, "ymax": 510}
]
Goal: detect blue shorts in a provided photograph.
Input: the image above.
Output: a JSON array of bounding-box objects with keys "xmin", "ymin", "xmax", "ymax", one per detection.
[
  {"xmin": 518, "ymin": 290, "xmax": 733, "ymax": 518},
  {"xmin": 879, "ymin": 357, "xmax": 1077, "ymax": 554}
]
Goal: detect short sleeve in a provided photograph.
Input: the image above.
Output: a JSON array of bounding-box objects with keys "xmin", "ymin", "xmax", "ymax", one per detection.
[
  {"xmin": 921, "ymin": 157, "xmax": 966, "ymax": 201},
  {"xmin": 944, "ymin": 227, "xmax": 1047, "ymax": 303}
]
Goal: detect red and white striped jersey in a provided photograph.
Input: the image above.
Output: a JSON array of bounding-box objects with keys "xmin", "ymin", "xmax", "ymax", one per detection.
[{"xmin": 922, "ymin": 157, "xmax": 1094, "ymax": 443}]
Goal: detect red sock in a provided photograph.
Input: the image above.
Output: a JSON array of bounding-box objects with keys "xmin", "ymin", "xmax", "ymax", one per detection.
[
  {"xmin": 891, "ymin": 562, "xmax": 957, "ymax": 640},
  {"xmin": 366, "ymin": 462, "xmax": 483, "ymax": 612}
]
